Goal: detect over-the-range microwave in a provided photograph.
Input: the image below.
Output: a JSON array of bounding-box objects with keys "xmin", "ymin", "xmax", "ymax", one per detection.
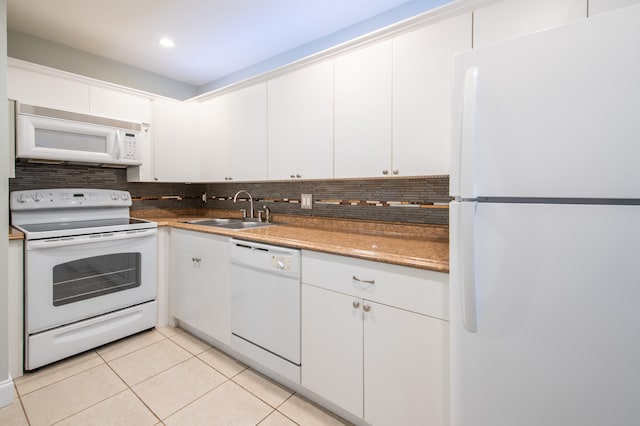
[{"xmin": 16, "ymin": 103, "xmax": 144, "ymax": 167}]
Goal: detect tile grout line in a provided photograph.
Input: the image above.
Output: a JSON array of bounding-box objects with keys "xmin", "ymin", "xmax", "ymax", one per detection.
[
  {"xmin": 273, "ymin": 393, "xmax": 302, "ymax": 426},
  {"xmin": 13, "ymin": 383, "xmax": 32, "ymax": 426},
  {"xmin": 21, "ymin": 354, "xmax": 121, "ymax": 426},
  {"xmin": 99, "ymin": 342, "xmax": 168, "ymax": 425},
  {"xmin": 13, "ymin": 327, "xmax": 346, "ymax": 425}
]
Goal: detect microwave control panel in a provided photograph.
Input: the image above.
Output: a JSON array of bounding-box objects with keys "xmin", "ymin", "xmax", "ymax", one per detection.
[{"xmin": 121, "ymin": 132, "xmax": 139, "ymax": 161}]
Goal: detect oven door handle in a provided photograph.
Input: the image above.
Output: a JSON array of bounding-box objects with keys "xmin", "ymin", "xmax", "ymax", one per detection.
[{"xmin": 27, "ymin": 228, "xmax": 157, "ymax": 250}]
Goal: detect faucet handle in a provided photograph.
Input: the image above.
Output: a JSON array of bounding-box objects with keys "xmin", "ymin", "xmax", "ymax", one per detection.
[{"xmin": 263, "ymin": 205, "xmax": 271, "ymax": 223}]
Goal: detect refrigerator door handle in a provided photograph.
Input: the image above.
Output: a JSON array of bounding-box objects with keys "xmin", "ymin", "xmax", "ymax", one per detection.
[
  {"xmin": 455, "ymin": 66, "xmax": 479, "ymax": 199},
  {"xmin": 461, "ymin": 202, "xmax": 478, "ymax": 332}
]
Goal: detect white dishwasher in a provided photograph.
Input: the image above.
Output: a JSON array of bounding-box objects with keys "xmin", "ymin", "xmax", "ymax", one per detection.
[{"xmin": 229, "ymin": 239, "xmax": 301, "ymax": 383}]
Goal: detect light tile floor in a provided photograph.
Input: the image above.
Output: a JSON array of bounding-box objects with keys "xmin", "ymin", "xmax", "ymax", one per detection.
[{"xmin": 0, "ymin": 327, "xmax": 351, "ymax": 426}]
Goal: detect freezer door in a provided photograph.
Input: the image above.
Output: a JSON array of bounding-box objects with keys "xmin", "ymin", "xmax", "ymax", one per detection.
[
  {"xmin": 450, "ymin": 202, "xmax": 640, "ymax": 426},
  {"xmin": 451, "ymin": 5, "xmax": 640, "ymax": 199}
]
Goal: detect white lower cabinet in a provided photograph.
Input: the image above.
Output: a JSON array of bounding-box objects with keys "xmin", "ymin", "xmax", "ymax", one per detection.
[
  {"xmin": 301, "ymin": 250, "xmax": 449, "ymax": 426},
  {"xmin": 302, "ymin": 284, "xmax": 364, "ymax": 417},
  {"xmin": 364, "ymin": 300, "xmax": 448, "ymax": 426},
  {"xmin": 169, "ymin": 229, "xmax": 230, "ymax": 345}
]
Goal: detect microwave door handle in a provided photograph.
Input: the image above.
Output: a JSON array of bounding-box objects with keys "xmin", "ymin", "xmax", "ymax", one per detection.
[{"xmin": 114, "ymin": 130, "xmax": 122, "ymax": 160}]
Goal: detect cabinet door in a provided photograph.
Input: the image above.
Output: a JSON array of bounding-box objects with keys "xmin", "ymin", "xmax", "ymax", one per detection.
[
  {"xmin": 201, "ymin": 96, "xmax": 230, "ymax": 182},
  {"xmin": 8, "ymin": 66, "xmax": 90, "ymax": 113},
  {"xmin": 89, "ymin": 86, "xmax": 152, "ymax": 123},
  {"xmin": 268, "ymin": 60, "xmax": 334, "ymax": 180},
  {"xmin": 170, "ymin": 230, "xmax": 230, "ymax": 345},
  {"xmin": 364, "ymin": 301, "xmax": 449, "ymax": 426},
  {"xmin": 152, "ymin": 100, "xmax": 201, "ymax": 182},
  {"xmin": 473, "ymin": 0, "xmax": 587, "ymax": 48},
  {"xmin": 334, "ymin": 40, "xmax": 392, "ymax": 178},
  {"xmin": 201, "ymin": 233, "xmax": 231, "ymax": 345},
  {"xmin": 301, "ymin": 284, "xmax": 363, "ymax": 418},
  {"xmin": 228, "ymin": 83, "xmax": 267, "ymax": 181},
  {"xmin": 170, "ymin": 245, "xmax": 203, "ymax": 330},
  {"xmin": 393, "ymin": 14, "xmax": 471, "ymax": 176},
  {"xmin": 588, "ymin": 0, "xmax": 640, "ymax": 15}
]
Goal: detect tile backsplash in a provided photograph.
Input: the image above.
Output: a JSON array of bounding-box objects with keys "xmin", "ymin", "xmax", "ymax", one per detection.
[{"xmin": 9, "ymin": 161, "xmax": 451, "ymax": 225}]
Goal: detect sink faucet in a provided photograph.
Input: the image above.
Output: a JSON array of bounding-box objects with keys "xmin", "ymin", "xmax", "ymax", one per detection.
[{"xmin": 233, "ymin": 190, "xmax": 254, "ymax": 219}]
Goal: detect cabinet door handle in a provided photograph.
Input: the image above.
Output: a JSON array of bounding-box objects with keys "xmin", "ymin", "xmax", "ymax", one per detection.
[
  {"xmin": 352, "ymin": 275, "xmax": 375, "ymax": 285},
  {"xmin": 352, "ymin": 301, "xmax": 360, "ymax": 309},
  {"xmin": 392, "ymin": 169, "xmax": 399, "ymax": 175},
  {"xmin": 363, "ymin": 305, "xmax": 371, "ymax": 312},
  {"xmin": 192, "ymin": 257, "xmax": 201, "ymax": 263},
  {"xmin": 382, "ymin": 169, "xmax": 389, "ymax": 175}
]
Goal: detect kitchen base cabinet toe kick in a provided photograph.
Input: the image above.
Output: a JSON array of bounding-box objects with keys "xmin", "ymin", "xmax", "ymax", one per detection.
[{"xmin": 168, "ymin": 228, "xmax": 448, "ymax": 426}]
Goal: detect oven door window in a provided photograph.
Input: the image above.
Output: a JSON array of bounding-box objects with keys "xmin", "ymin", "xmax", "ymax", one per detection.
[{"xmin": 53, "ymin": 252, "xmax": 141, "ymax": 306}]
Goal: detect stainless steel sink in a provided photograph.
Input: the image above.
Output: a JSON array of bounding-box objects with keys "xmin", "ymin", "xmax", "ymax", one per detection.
[
  {"xmin": 185, "ymin": 218, "xmax": 276, "ymax": 230},
  {"xmin": 186, "ymin": 218, "xmax": 239, "ymax": 226}
]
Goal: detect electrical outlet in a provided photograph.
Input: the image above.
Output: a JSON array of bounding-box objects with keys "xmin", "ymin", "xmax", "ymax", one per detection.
[{"xmin": 301, "ymin": 194, "xmax": 313, "ymax": 209}]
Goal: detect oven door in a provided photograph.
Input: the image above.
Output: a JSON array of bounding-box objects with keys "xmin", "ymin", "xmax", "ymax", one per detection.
[{"xmin": 25, "ymin": 228, "xmax": 157, "ymax": 334}]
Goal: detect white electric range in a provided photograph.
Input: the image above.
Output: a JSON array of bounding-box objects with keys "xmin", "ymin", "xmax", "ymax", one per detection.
[{"xmin": 11, "ymin": 188, "xmax": 158, "ymax": 370}]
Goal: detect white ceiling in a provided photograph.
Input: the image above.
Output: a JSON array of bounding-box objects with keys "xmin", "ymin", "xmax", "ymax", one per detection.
[{"xmin": 7, "ymin": 0, "xmax": 431, "ymax": 87}]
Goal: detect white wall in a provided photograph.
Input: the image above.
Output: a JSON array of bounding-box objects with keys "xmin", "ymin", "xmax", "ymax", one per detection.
[{"xmin": 0, "ymin": 0, "xmax": 13, "ymax": 409}]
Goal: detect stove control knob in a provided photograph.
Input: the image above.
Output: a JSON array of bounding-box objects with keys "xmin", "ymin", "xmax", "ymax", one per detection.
[
  {"xmin": 32, "ymin": 193, "xmax": 43, "ymax": 202},
  {"xmin": 121, "ymin": 193, "xmax": 129, "ymax": 201},
  {"xmin": 111, "ymin": 192, "xmax": 120, "ymax": 200}
]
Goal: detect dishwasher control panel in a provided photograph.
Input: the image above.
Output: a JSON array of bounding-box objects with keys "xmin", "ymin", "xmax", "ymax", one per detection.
[
  {"xmin": 229, "ymin": 239, "xmax": 300, "ymax": 278},
  {"xmin": 271, "ymin": 255, "xmax": 292, "ymax": 271}
]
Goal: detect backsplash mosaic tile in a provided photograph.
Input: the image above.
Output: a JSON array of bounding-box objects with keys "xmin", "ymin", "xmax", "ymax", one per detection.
[
  {"xmin": 201, "ymin": 177, "xmax": 450, "ymax": 225},
  {"xmin": 9, "ymin": 161, "xmax": 451, "ymax": 225}
]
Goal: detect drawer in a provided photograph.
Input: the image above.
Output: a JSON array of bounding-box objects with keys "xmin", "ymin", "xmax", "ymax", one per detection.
[
  {"xmin": 171, "ymin": 228, "xmax": 229, "ymax": 257},
  {"xmin": 301, "ymin": 250, "xmax": 448, "ymax": 320}
]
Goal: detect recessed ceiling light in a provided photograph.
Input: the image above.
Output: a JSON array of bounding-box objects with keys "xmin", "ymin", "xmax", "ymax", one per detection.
[{"xmin": 159, "ymin": 38, "xmax": 175, "ymax": 48}]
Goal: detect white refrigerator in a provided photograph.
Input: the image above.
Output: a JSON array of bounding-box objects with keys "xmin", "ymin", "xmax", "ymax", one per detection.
[{"xmin": 449, "ymin": 5, "xmax": 640, "ymax": 426}]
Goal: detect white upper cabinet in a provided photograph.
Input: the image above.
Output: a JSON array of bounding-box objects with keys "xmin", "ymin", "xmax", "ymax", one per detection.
[
  {"xmin": 393, "ymin": 13, "xmax": 472, "ymax": 176},
  {"xmin": 8, "ymin": 66, "xmax": 90, "ymax": 114},
  {"xmin": 334, "ymin": 40, "xmax": 393, "ymax": 178},
  {"xmin": 268, "ymin": 60, "xmax": 334, "ymax": 180},
  {"xmin": 227, "ymin": 83, "xmax": 268, "ymax": 181},
  {"xmin": 151, "ymin": 99, "xmax": 201, "ymax": 182},
  {"xmin": 588, "ymin": 0, "xmax": 640, "ymax": 16},
  {"xmin": 200, "ymin": 95, "xmax": 230, "ymax": 182},
  {"xmin": 89, "ymin": 86, "xmax": 152, "ymax": 123},
  {"xmin": 8, "ymin": 66, "xmax": 153, "ymax": 125},
  {"xmin": 473, "ymin": 0, "xmax": 587, "ymax": 48}
]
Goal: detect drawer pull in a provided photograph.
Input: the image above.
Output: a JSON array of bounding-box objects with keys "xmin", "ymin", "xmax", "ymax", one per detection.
[{"xmin": 352, "ymin": 275, "xmax": 375, "ymax": 285}]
